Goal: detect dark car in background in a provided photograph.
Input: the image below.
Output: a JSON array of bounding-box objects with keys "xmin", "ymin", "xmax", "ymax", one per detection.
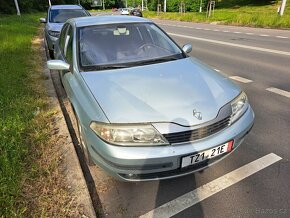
[
  {"xmin": 130, "ymin": 8, "xmax": 143, "ymax": 17},
  {"xmin": 40, "ymin": 4, "xmax": 90, "ymax": 58}
]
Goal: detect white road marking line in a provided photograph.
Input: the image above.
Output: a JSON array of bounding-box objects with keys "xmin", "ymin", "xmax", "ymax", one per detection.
[
  {"xmin": 214, "ymin": 69, "xmax": 220, "ymax": 72},
  {"xmin": 276, "ymin": 36, "xmax": 289, "ymax": 39},
  {"xmin": 168, "ymin": 32, "xmax": 290, "ymax": 56},
  {"xmin": 266, "ymin": 87, "xmax": 290, "ymax": 98},
  {"xmin": 158, "ymin": 23, "xmax": 288, "ymax": 40},
  {"xmin": 229, "ymin": 76, "xmax": 253, "ymax": 83},
  {"xmin": 139, "ymin": 153, "xmax": 282, "ymax": 218}
]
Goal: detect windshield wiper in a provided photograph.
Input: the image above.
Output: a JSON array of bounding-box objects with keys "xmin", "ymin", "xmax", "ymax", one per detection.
[
  {"xmin": 95, "ymin": 65, "xmax": 131, "ymax": 70},
  {"xmin": 134, "ymin": 57, "xmax": 180, "ymax": 66},
  {"xmin": 83, "ymin": 56, "xmax": 181, "ymax": 71}
]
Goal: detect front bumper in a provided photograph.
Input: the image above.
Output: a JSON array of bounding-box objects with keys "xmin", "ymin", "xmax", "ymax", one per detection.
[
  {"xmin": 45, "ymin": 32, "xmax": 58, "ymax": 51},
  {"xmin": 86, "ymin": 105, "xmax": 254, "ymax": 182}
]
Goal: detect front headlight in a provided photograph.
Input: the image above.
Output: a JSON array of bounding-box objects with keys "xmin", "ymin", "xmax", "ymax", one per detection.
[
  {"xmin": 230, "ymin": 91, "xmax": 249, "ymax": 124},
  {"xmin": 48, "ymin": 30, "xmax": 60, "ymax": 37},
  {"xmin": 90, "ymin": 122, "xmax": 169, "ymax": 146}
]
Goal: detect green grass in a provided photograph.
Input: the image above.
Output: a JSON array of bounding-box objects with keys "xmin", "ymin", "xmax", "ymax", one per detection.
[
  {"xmin": 144, "ymin": 2, "xmax": 290, "ymax": 28},
  {"xmin": 0, "ymin": 13, "xmax": 47, "ymax": 216},
  {"xmin": 0, "ymin": 13, "xmax": 82, "ymax": 217}
]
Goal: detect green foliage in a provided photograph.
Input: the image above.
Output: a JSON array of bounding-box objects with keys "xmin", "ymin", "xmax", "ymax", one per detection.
[
  {"xmin": 0, "ymin": 13, "xmax": 44, "ymax": 217},
  {"xmin": 146, "ymin": 0, "xmax": 207, "ymax": 12},
  {"xmin": 167, "ymin": 0, "xmax": 179, "ymax": 12},
  {"xmin": 0, "ymin": 0, "xmax": 87, "ymax": 14},
  {"xmin": 0, "ymin": 0, "xmax": 48, "ymax": 14},
  {"xmin": 218, "ymin": 0, "xmax": 278, "ymax": 8},
  {"xmin": 0, "ymin": 0, "xmax": 283, "ymax": 14},
  {"xmin": 126, "ymin": 0, "xmax": 142, "ymax": 8},
  {"xmin": 143, "ymin": 2, "xmax": 290, "ymax": 28},
  {"xmin": 184, "ymin": 0, "xmax": 203, "ymax": 12}
]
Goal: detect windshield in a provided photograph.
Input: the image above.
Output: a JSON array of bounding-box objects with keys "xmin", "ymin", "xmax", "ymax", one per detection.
[
  {"xmin": 49, "ymin": 9, "xmax": 88, "ymax": 23},
  {"xmin": 78, "ymin": 23, "xmax": 185, "ymax": 71}
]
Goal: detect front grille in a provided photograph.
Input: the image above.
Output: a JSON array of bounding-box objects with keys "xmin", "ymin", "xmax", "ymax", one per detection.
[{"xmin": 163, "ymin": 116, "xmax": 231, "ymax": 144}]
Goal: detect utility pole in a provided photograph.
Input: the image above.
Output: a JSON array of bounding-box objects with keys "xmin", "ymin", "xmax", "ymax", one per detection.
[
  {"xmin": 103, "ymin": 0, "xmax": 105, "ymax": 10},
  {"xmin": 14, "ymin": 0, "xmax": 21, "ymax": 16},
  {"xmin": 142, "ymin": 0, "xmax": 144, "ymax": 11},
  {"xmin": 279, "ymin": 0, "xmax": 287, "ymax": 16},
  {"xmin": 48, "ymin": 0, "xmax": 51, "ymax": 6},
  {"xmin": 164, "ymin": 0, "xmax": 166, "ymax": 12}
]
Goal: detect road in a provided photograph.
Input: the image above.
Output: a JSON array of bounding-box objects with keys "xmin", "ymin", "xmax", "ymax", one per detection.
[{"xmin": 53, "ymin": 16, "xmax": 290, "ymax": 218}]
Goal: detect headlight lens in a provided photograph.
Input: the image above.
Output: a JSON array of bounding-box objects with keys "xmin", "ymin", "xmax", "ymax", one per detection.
[
  {"xmin": 90, "ymin": 122, "xmax": 169, "ymax": 146},
  {"xmin": 230, "ymin": 91, "xmax": 249, "ymax": 123},
  {"xmin": 48, "ymin": 30, "xmax": 60, "ymax": 37}
]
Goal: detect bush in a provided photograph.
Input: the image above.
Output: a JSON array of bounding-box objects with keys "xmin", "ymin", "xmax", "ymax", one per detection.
[{"xmin": 147, "ymin": 0, "xmax": 208, "ymax": 12}]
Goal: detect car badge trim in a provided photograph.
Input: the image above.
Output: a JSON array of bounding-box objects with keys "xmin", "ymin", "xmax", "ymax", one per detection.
[{"xmin": 193, "ymin": 109, "xmax": 202, "ymax": 120}]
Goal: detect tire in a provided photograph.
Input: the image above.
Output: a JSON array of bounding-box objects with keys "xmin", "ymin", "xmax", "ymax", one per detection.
[
  {"xmin": 76, "ymin": 117, "xmax": 94, "ymax": 166},
  {"xmin": 49, "ymin": 49, "xmax": 54, "ymax": 59}
]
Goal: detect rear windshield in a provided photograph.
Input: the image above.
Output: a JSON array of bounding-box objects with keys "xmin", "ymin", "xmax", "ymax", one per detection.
[
  {"xmin": 49, "ymin": 9, "xmax": 88, "ymax": 23},
  {"xmin": 78, "ymin": 23, "xmax": 185, "ymax": 71}
]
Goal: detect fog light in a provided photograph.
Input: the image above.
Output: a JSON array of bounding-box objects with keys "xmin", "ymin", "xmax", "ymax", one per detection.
[{"xmin": 124, "ymin": 173, "xmax": 138, "ymax": 179}]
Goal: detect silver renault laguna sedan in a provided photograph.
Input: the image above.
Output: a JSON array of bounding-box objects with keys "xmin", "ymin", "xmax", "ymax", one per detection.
[{"xmin": 47, "ymin": 16, "xmax": 254, "ymax": 181}]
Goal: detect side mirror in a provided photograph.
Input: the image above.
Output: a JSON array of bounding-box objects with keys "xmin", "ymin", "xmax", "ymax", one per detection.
[
  {"xmin": 182, "ymin": 44, "xmax": 192, "ymax": 54},
  {"xmin": 47, "ymin": 60, "xmax": 70, "ymax": 71},
  {"xmin": 39, "ymin": 18, "xmax": 46, "ymax": 23}
]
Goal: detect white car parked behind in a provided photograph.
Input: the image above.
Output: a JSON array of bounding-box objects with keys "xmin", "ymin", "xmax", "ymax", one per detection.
[{"xmin": 121, "ymin": 8, "xmax": 129, "ymax": 15}]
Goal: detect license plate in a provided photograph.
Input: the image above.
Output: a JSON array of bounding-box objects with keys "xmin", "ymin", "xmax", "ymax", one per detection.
[{"xmin": 181, "ymin": 141, "xmax": 234, "ymax": 168}]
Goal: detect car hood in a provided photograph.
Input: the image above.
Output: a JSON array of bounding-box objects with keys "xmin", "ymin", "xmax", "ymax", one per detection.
[
  {"xmin": 82, "ymin": 58, "xmax": 240, "ymax": 126},
  {"xmin": 47, "ymin": 22, "xmax": 63, "ymax": 32}
]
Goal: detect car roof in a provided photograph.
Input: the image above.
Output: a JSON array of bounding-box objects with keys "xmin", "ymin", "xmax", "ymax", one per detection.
[
  {"xmin": 50, "ymin": 4, "xmax": 83, "ymax": 10},
  {"xmin": 70, "ymin": 16, "xmax": 151, "ymax": 27}
]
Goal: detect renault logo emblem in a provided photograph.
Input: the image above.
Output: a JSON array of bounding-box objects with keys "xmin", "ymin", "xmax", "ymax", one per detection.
[{"xmin": 193, "ymin": 109, "xmax": 202, "ymax": 120}]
